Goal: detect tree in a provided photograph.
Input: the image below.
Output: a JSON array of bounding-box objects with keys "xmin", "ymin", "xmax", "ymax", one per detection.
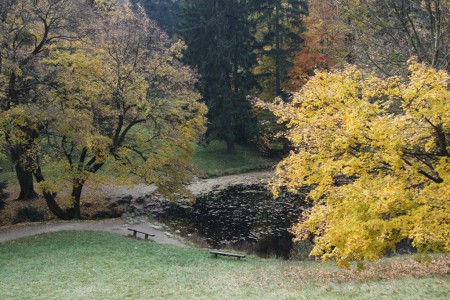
[
  {"xmin": 253, "ymin": 0, "xmax": 308, "ymax": 97},
  {"xmin": 0, "ymin": 2, "xmax": 206, "ymax": 219},
  {"xmin": 178, "ymin": 0, "xmax": 258, "ymax": 152},
  {"xmin": 0, "ymin": 0, "xmax": 90, "ymax": 200},
  {"xmin": 263, "ymin": 60, "xmax": 450, "ymax": 269},
  {"xmin": 249, "ymin": 0, "xmax": 308, "ymax": 156},
  {"xmin": 287, "ymin": 0, "xmax": 348, "ymax": 88},
  {"xmin": 41, "ymin": 3, "xmax": 205, "ymax": 219},
  {"xmin": 336, "ymin": 0, "xmax": 450, "ymax": 75},
  {"xmin": 130, "ymin": 0, "xmax": 182, "ymax": 36}
]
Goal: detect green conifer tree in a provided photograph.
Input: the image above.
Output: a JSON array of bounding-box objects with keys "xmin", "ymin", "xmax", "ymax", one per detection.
[
  {"xmin": 130, "ymin": 0, "xmax": 181, "ymax": 36},
  {"xmin": 253, "ymin": 0, "xmax": 308, "ymax": 97},
  {"xmin": 178, "ymin": 0, "xmax": 258, "ymax": 152}
]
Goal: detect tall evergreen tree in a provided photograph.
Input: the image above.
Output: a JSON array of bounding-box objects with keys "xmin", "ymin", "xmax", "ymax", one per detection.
[
  {"xmin": 178, "ymin": 0, "xmax": 258, "ymax": 152},
  {"xmin": 130, "ymin": 0, "xmax": 181, "ymax": 36},
  {"xmin": 253, "ymin": 0, "xmax": 308, "ymax": 97}
]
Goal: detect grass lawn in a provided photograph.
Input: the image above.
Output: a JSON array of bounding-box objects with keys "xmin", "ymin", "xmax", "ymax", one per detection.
[
  {"xmin": 193, "ymin": 140, "xmax": 278, "ymax": 178},
  {"xmin": 0, "ymin": 231, "xmax": 448, "ymax": 300}
]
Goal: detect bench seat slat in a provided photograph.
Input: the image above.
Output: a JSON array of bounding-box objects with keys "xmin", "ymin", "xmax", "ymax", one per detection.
[{"xmin": 210, "ymin": 251, "xmax": 245, "ymax": 259}]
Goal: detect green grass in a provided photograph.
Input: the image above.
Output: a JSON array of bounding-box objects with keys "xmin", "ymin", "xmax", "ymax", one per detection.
[
  {"xmin": 0, "ymin": 231, "xmax": 448, "ymax": 299},
  {"xmin": 193, "ymin": 140, "xmax": 278, "ymax": 178}
]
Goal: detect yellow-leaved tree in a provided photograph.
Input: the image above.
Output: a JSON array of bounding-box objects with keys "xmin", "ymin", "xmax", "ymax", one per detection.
[
  {"xmin": 0, "ymin": 0, "xmax": 89, "ymax": 200},
  {"xmin": 10, "ymin": 2, "xmax": 206, "ymax": 220},
  {"xmin": 263, "ymin": 60, "xmax": 449, "ymax": 269},
  {"xmin": 0, "ymin": 0, "xmax": 205, "ymax": 219}
]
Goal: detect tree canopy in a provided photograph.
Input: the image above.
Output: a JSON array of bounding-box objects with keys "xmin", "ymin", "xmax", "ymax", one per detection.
[
  {"xmin": 253, "ymin": 0, "xmax": 309, "ymax": 97},
  {"xmin": 288, "ymin": 0, "xmax": 349, "ymax": 88},
  {"xmin": 263, "ymin": 60, "xmax": 450, "ymax": 268},
  {"xmin": 337, "ymin": 0, "xmax": 450, "ymax": 75},
  {"xmin": 129, "ymin": 0, "xmax": 182, "ymax": 36},
  {"xmin": 0, "ymin": 0, "xmax": 90, "ymax": 199}
]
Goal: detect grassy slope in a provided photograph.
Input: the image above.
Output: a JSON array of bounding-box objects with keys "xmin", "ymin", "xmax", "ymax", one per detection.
[
  {"xmin": 193, "ymin": 141, "xmax": 278, "ymax": 178},
  {"xmin": 0, "ymin": 231, "xmax": 448, "ymax": 300}
]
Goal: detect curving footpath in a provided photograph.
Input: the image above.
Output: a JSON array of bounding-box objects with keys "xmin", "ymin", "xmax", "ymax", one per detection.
[{"xmin": 0, "ymin": 218, "xmax": 185, "ymax": 246}]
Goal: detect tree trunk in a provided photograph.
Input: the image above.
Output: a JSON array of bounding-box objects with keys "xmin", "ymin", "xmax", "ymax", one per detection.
[
  {"xmin": 69, "ymin": 184, "xmax": 83, "ymax": 219},
  {"xmin": 233, "ymin": 54, "xmax": 239, "ymax": 93},
  {"xmin": 33, "ymin": 166, "xmax": 78, "ymax": 220},
  {"xmin": 11, "ymin": 146, "xmax": 38, "ymax": 200},
  {"xmin": 6, "ymin": 70, "xmax": 38, "ymax": 200},
  {"xmin": 16, "ymin": 164, "xmax": 38, "ymax": 200}
]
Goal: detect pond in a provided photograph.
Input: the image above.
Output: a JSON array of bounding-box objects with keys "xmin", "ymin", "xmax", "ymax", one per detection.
[{"xmin": 145, "ymin": 184, "xmax": 310, "ymax": 258}]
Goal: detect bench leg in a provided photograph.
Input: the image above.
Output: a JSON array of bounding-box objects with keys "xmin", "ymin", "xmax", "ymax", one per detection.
[
  {"xmin": 133, "ymin": 231, "xmax": 137, "ymax": 238},
  {"xmin": 144, "ymin": 234, "xmax": 148, "ymax": 240}
]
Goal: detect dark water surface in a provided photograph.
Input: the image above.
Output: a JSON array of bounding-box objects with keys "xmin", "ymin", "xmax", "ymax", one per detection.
[{"xmin": 148, "ymin": 184, "xmax": 310, "ymax": 258}]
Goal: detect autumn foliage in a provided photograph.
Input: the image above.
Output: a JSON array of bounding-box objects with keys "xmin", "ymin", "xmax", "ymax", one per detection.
[
  {"xmin": 264, "ymin": 60, "xmax": 450, "ymax": 268},
  {"xmin": 288, "ymin": 0, "xmax": 348, "ymax": 88},
  {"xmin": 0, "ymin": 1, "xmax": 206, "ymax": 219}
]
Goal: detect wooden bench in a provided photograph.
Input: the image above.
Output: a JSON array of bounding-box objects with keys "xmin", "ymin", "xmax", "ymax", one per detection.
[
  {"xmin": 128, "ymin": 227, "xmax": 155, "ymax": 240},
  {"xmin": 210, "ymin": 251, "xmax": 245, "ymax": 260}
]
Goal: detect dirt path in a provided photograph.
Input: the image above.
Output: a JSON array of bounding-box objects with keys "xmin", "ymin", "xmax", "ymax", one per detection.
[{"xmin": 0, "ymin": 218, "xmax": 185, "ymax": 246}]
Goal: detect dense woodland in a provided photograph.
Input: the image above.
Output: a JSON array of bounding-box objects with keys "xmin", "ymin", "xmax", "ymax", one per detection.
[{"xmin": 0, "ymin": 0, "xmax": 449, "ymax": 266}]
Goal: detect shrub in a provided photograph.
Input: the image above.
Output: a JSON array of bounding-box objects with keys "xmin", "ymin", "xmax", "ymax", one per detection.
[{"xmin": 12, "ymin": 207, "xmax": 46, "ymax": 224}]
